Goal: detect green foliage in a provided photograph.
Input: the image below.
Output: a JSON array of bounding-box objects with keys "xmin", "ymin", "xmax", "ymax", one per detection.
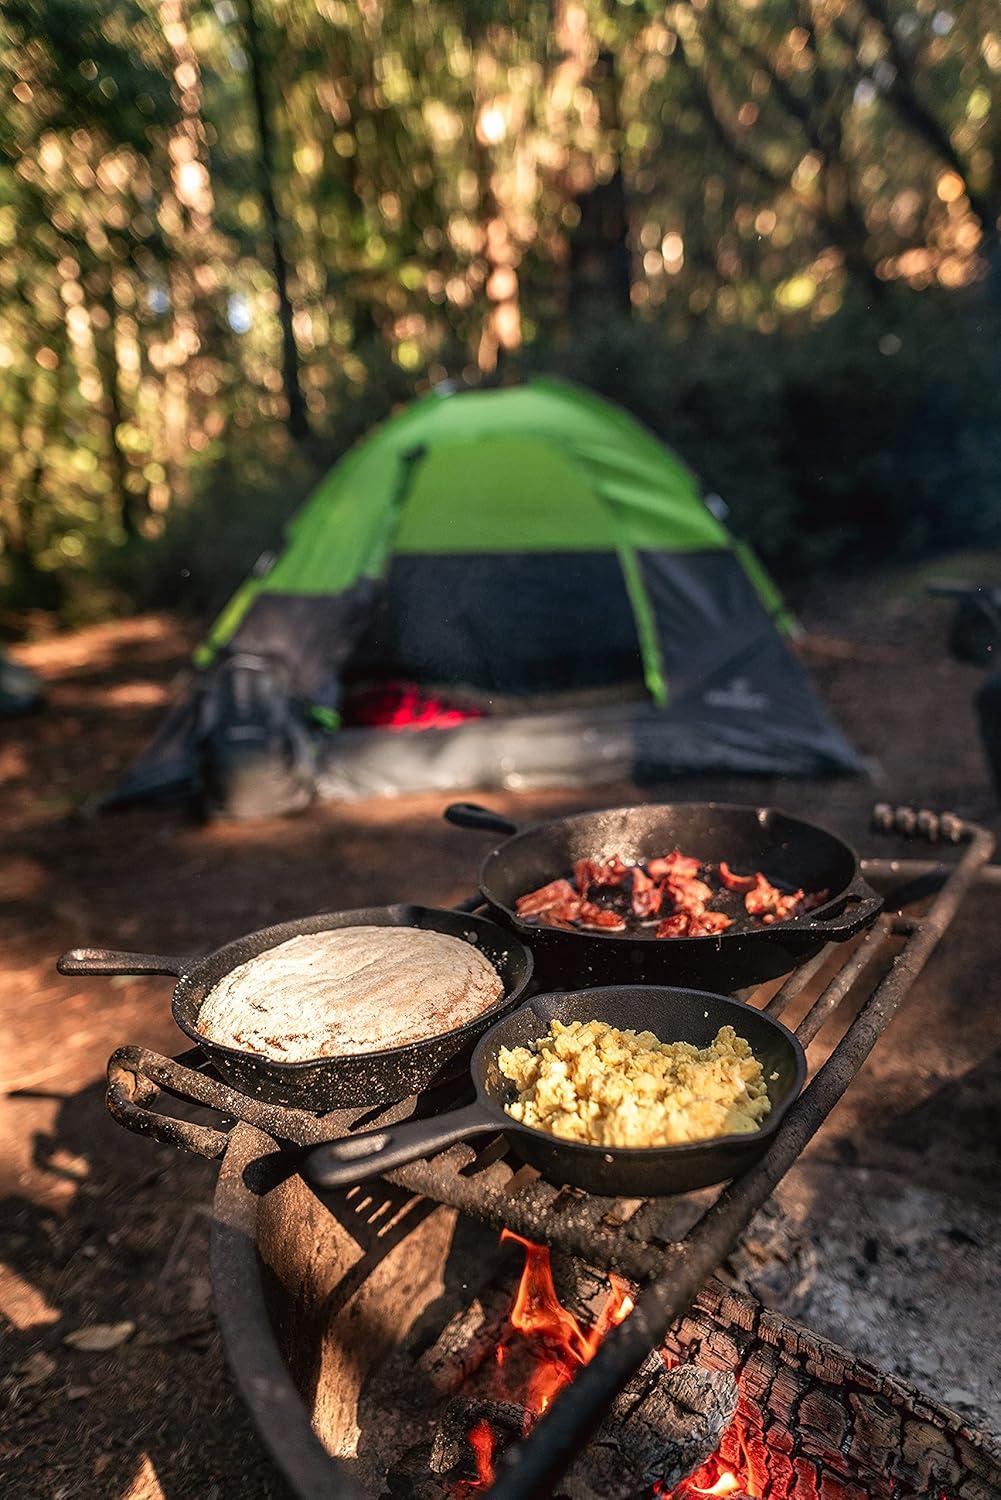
[{"xmin": 1, "ymin": 0, "xmax": 1000, "ymax": 629}]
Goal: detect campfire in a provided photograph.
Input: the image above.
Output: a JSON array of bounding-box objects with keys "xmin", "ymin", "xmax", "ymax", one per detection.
[{"xmin": 430, "ymin": 1230, "xmax": 754, "ymax": 1500}]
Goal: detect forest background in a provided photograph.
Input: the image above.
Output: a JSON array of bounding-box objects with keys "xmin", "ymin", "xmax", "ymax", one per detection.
[{"xmin": 2, "ymin": 0, "xmax": 1000, "ymax": 630}]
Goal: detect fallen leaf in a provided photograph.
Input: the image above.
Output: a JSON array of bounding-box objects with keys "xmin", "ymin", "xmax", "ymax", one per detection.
[
  {"xmin": 64, "ymin": 1320, "xmax": 135, "ymax": 1352},
  {"xmin": 16, "ymin": 1351, "xmax": 56, "ymax": 1387}
]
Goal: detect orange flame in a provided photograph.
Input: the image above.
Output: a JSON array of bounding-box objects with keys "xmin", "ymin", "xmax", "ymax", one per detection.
[
  {"xmin": 466, "ymin": 1419, "xmax": 495, "ymax": 1487},
  {"xmin": 667, "ymin": 1393, "xmax": 761, "ymax": 1497},
  {"xmin": 688, "ymin": 1475, "xmax": 742, "ymax": 1496},
  {"xmin": 470, "ymin": 1233, "xmax": 761, "ymax": 1500},
  {"xmin": 499, "ymin": 1228, "xmax": 634, "ymax": 1415}
]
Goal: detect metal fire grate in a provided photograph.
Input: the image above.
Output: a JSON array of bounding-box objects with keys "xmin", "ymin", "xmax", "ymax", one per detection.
[{"xmin": 105, "ymin": 806, "xmax": 995, "ymax": 1500}]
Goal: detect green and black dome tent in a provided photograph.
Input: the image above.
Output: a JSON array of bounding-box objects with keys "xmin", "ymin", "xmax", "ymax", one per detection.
[{"xmin": 110, "ymin": 380, "xmax": 861, "ymax": 813}]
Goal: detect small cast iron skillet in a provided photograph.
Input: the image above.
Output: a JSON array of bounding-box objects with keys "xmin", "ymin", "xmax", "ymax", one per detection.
[
  {"xmin": 445, "ymin": 801, "xmax": 883, "ymax": 993},
  {"xmin": 58, "ymin": 906, "xmax": 533, "ymax": 1112},
  {"xmin": 305, "ymin": 985, "xmax": 807, "ymax": 1198}
]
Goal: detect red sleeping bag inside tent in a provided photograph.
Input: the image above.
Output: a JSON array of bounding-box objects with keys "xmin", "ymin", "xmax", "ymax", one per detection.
[{"xmin": 344, "ymin": 682, "xmax": 486, "ymax": 731}]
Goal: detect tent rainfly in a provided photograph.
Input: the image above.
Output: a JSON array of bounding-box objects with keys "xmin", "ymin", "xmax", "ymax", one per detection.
[{"xmin": 109, "ymin": 380, "xmax": 862, "ymax": 815}]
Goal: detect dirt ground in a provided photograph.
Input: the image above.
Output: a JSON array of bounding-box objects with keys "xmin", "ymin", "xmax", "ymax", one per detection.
[{"xmin": 2, "ymin": 577, "xmax": 1000, "ymax": 1499}]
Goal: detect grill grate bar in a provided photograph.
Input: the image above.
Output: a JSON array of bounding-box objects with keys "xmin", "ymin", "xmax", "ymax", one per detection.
[
  {"xmin": 793, "ymin": 921, "xmax": 888, "ymax": 1046},
  {"xmin": 763, "ymin": 942, "xmax": 833, "ymax": 1019},
  {"xmin": 387, "ymin": 1152, "xmax": 675, "ymax": 1283}
]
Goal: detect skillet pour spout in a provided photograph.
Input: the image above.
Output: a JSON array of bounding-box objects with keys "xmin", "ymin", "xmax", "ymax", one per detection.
[{"xmin": 306, "ymin": 984, "xmax": 807, "ymax": 1199}]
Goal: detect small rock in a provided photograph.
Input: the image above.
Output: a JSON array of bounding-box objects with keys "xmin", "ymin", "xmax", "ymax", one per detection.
[
  {"xmin": 66, "ymin": 1385, "xmax": 92, "ymax": 1400},
  {"xmin": 64, "ymin": 1320, "xmax": 135, "ymax": 1352}
]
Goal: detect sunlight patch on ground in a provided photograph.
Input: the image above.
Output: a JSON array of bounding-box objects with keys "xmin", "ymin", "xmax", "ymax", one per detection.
[
  {"xmin": 0, "ymin": 1262, "xmax": 62, "ymax": 1329},
  {"xmin": 46, "ymin": 680, "xmax": 172, "ymax": 710},
  {"xmin": 13, "ymin": 614, "xmax": 191, "ymax": 681},
  {"xmin": 116, "ymin": 1454, "xmax": 167, "ymax": 1500}
]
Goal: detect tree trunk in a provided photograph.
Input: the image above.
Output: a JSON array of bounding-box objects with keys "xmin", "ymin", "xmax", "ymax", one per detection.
[
  {"xmin": 239, "ymin": 0, "xmax": 310, "ymax": 445},
  {"xmin": 568, "ymin": 48, "xmax": 632, "ymax": 318},
  {"xmin": 820, "ymin": 152, "xmax": 883, "ymax": 299},
  {"xmin": 92, "ymin": 290, "xmax": 147, "ymax": 538}
]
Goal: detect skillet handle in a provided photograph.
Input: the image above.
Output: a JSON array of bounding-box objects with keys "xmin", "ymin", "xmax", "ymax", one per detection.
[
  {"xmin": 107, "ymin": 1046, "xmax": 232, "ymax": 1159},
  {"xmin": 784, "ymin": 874, "xmax": 883, "ymax": 943},
  {"xmin": 106, "ymin": 1045, "xmax": 321, "ymax": 1158},
  {"xmin": 58, "ymin": 947, "xmax": 191, "ymax": 978},
  {"xmin": 444, "ymin": 802, "xmax": 519, "ymax": 837},
  {"xmin": 305, "ymin": 1102, "xmax": 494, "ymax": 1191}
]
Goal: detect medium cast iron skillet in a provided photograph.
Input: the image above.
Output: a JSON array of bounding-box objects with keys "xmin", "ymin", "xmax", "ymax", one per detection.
[
  {"xmin": 445, "ymin": 801, "xmax": 882, "ymax": 992},
  {"xmin": 58, "ymin": 906, "xmax": 533, "ymax": 1111},
  {"xmin": 305, "ymin": 985, "xmax": 807, "ymax": 1198}
]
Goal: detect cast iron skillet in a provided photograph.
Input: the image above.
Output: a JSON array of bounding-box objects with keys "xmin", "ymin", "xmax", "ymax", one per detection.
[
  {"xmin": 445, "ymin": 801, "xmax": 882, "ymax": 992},
  {"xmin": 305, "ymin": 985, "xmax": 807, "ymax": 1197},
  {"xmin": 58, "ymin": 906, "xmax": 533, "ymax": 1111}
]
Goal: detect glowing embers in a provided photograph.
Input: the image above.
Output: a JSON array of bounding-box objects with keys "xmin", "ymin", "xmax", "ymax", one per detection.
[
  {"xmin": 465, "ymin": 1419, "xmax": 495, "ymax": 1489},
  {"xmin": 665, "ymin": 1394, "xmax": 762, "ymax": 1498}
]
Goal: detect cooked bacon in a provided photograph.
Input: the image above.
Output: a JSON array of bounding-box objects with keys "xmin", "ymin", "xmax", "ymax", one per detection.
[
  {"xmin": 630, "ymin": 865, "xmax": 663, "ymax": 919},
  {"xmin": 573, "ymin": 856, "xmax": 630, "ymax": 893},
  {"xmin": 688, "ymin": 910, "xmax": 733, "ymax": 936},
  {"xmin": 773, "ymin": 893, "xmax": 809, "ymax": 923},
  {"xmin": 655, "ymin": 913, "xmax": 691, "ymax": 938},
  {"xmin": 743, "ymin": 873, "xmax": 780, "ymax": 917},
  {"xmin": 744, "ymin": 874, "xmax": 805, "ymax": 923},
  {"xmin": 516, "ymin": 878, "xmax": 579, "ymax": 918},
  {"xmin": 547, "ymin": 897, "xmax": 585, "ymax": 924},
  {"xmin": 578, "ymin": 900, "xmax": 627, "ymax": 931},
  {"xmin": 518, "ymin": 850, "xmax": 828, "ymax": 936},
  {"xmin": 664, "ymin": 875, "xmax": 714, "ymax": 918},
  {"xmin": 647, "ymin": 851, "xmax": 702, "ymax": 881}
]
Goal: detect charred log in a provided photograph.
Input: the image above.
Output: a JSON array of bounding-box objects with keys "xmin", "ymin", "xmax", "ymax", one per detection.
[
  {"xmin": 665, "ymin": 1279, "xmax": 1001, "ymax": 1500},
  {"xmin": 417, "ymin": 1359, "xmax": 735, "ymax": 1500}
]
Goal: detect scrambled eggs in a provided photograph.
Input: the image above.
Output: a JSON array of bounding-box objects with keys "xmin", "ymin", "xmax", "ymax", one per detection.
[{"xmin": 498, "ymin": 1020, "xmax": 771, "ymax": 1148}]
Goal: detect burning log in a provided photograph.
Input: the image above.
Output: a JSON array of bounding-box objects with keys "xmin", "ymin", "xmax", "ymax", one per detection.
[
  {"xmin": 405, "ymin": 1241, "xmax": 738, "ymax": 1499},
  {"xmin": 579, "ymin": 1356, "xmax": 738, "ymax": 1498},
  {"xmin": 417, "ymin": 1286, "xmax": 515, "ymax": 1398},
  {"xmin": 422, "ymin": 1360, "xmax": 736, "ymax": 1500}
]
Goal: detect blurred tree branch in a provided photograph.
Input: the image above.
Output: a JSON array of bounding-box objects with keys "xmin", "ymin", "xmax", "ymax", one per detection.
[{"xmin": 853, "ymin": 0, "xmax": 999, "ymax": 243}]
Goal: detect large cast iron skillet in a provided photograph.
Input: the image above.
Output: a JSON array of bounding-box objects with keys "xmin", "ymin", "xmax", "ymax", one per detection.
[
  {"xmin": 445, "ymin": 801, "xmax": 882, "ymax": 992},
  {"xmin": 58, "ymin": 906, "xmax": 533, "ymax": 1111},
  {"xmin": 305, "ymin": 985, "xmax": 807, "ymax": 1198}
]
